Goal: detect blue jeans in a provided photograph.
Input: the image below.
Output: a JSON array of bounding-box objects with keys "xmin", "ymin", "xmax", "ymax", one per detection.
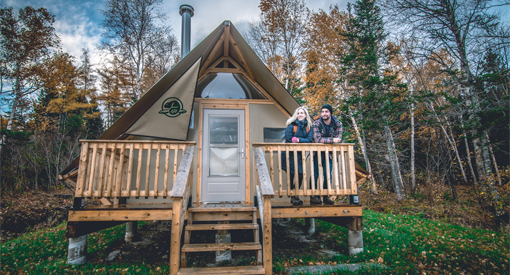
[{"xmin": 312, "ymin": 153, "xmax": 333, "ymax": 193}]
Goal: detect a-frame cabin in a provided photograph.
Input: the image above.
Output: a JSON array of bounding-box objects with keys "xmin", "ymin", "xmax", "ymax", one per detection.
[{"xmin": 59, "ymin": 20, "xmax": 368, "ymax": 275}]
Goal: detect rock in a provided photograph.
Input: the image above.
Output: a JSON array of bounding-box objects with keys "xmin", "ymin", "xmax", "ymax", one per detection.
[{"xmin": 107, "ymin": 250, "xmax": 122, "ymax": 262}]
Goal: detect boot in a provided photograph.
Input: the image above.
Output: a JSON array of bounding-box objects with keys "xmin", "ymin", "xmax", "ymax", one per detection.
[
  {"xmin": 291, "ymin": 196, "xmax": 303, "ymax": 206},
  {"xmin": 323, "ymin": 196, "xmax": 335, "ymax": 205},
  {"xmin": 310, "ymin": 196, "xmax": 322, "ymax": 205}
]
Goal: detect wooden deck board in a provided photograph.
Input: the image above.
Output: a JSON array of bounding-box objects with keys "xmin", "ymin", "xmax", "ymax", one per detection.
[
  {"xmin": 177, "ymin": 265, "xmax": 265, "ymax": 275},
  {"xmin": 190, "ymin": 203, "xmax": 256, "ymax": 213},
  {"xmin": 185, "ymin": 223, "xmax": 258, "ymax": 231},
  {"xmin": 67, "ymin": 201, "xmax": 362, "ymax": 221},
  {"xmin": 182, "ymin": 242, "xmax": 261, "ymax": 252}
]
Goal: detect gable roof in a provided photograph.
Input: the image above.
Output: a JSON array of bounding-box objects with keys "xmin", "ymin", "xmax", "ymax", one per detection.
[{"xmin": 61, "ymin": 21, "xmax": 300, "ymax": 175}]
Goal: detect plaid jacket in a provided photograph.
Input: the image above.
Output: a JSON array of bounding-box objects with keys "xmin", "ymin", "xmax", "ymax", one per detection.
[{"xmin": 312, "ymin": 115, "xmax": 343, "ymax": 143}]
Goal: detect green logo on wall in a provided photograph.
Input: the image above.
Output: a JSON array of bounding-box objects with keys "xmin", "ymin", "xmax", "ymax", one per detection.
[{"xmin": 159, "ymin": 97, "xmax": 187, "ymax": 118}]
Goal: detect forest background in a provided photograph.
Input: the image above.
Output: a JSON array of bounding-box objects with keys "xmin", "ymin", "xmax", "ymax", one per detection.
[{"xmin": 1, "ymin": 0, "xmax": 509, "ymax": 230}]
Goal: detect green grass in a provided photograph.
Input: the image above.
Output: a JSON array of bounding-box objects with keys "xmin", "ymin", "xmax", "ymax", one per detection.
[
  {"xmin": 1, "ymin": 211, "xmax": 508, "ymax": 274},
  {"xmin": 1, "ymin": 222, "xmax": 169, "ymax": 274},
  {"xmin": 284, "ymin": 210, "xmax": 509, "ymax": 274}
]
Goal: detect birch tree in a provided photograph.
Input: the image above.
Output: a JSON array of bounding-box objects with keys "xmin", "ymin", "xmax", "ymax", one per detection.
[{"xmin": 101, "ymin": 0, "xmax": 179, "ymax": 100}]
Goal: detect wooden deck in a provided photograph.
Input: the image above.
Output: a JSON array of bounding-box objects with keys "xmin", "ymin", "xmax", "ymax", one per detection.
[{"xmin": 63, "ymin": 141, "xmax": 366, "ymax": 275}]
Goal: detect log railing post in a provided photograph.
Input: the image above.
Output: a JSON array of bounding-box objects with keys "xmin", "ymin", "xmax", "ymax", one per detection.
[
  {"xmin": 253, "ymin": 147, "xmax": 274, "ymax": 275},
  {"xmin": 169, "ymin": 145, "xmax": 195, "ymax": 275}
]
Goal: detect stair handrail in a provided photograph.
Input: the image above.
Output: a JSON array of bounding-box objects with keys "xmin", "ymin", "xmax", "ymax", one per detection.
[
  {"xmin": 253, "ymin": 147, "xmax": 273, "ymax": 275},
  {"xmin": 169, "ymin": 145, "xmax": 195, "ymax": 275}
]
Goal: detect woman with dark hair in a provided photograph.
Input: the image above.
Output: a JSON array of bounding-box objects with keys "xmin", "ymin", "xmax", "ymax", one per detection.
[{"xmin": 281, "ymin": 107, "xmax": 313, "ymax": 205}]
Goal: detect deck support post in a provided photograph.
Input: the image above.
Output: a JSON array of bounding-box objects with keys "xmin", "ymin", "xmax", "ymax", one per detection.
[
  {"xmin": 348, "ymin": 217, "xmax": 363, "ymax": 255},
  {"xmin": 125, "ymin": 222, "xmax": 138, "ymax": 243},
  {"xmin": 348, "ymin": 230, "xmax": 364, "ymax": 255},
  {"xmin": 67, "ymin": 235, "xmax": 87, "ymax": 265},
  {"xmin": 305, "ymin": 218, "xmax": 315, "ymax": 236}
]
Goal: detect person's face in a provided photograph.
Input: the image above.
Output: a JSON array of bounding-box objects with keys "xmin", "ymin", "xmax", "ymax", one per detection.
[
  {"xmin": 297, "ymin": 109, "xmax": 306, "ymax": 121},
  {"xmin": 321, "ymin": 108, "xmax": 331, "ymax": 120}
]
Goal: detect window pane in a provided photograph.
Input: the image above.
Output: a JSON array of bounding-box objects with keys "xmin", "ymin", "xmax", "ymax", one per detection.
[
  {"xmin": 210, "ymin": 117, "xmax": 238, "ymax": 144},
  {"xmin": 197, "ymin": 73, "xmax": 265, "ymax": 99},
  {"xmin": 209, "ymin": 147, "xmax": 239, "ymax": 176}
]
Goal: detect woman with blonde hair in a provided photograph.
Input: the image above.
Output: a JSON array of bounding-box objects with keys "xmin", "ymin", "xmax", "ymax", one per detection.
[{"xmin": 281, "ymin": 107, "xmax": 313, "ymax": 205}]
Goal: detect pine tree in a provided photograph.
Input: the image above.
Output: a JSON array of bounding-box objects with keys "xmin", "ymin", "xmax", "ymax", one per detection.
[{"xmin": 340, "ymin": 0, "xmax": 406, "ymax": 199}]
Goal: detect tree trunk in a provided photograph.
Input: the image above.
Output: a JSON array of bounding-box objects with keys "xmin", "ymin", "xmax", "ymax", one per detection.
[
  {"xmin": 383, "ymin": 122, "xmax": 404, "ymax": 200},
  {"xmin": 348, "ymin": 109, "xmax": 377, "ymax": 194},
  {"xmin": 472, "ymin": 136, "xmax": 485, "ymax": 179},
  {"xmin": 410, "ymin": 103, "xmax": 416, "ymax": 192},
  {"xmin": 485, "ymin": 133, "xmax": 502, "ymax": 186},
  {"xmin": 445, "ymin": 123, "xmax": 468, "ymax": 183},
  {"xmin": 429, "ymin": 104, "xmax": 468, "ymax": 183},
  {"xmin": 7, "ymin": 90, "xmax": 22, "ymax": 131},
  {"xmin": 460, "ymin": 118, "xmax": 478, "ymax": 185}
]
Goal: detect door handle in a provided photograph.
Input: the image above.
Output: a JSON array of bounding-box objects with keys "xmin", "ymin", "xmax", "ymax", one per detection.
[{"xmin": 240, "ymin": 148, "xmax": 245, "ymax": 159}]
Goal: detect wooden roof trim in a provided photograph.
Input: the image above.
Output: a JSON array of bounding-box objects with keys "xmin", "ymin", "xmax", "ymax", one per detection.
[
  {"xmin": 239, "ymin": 71, "xmax": 291, "ymax": 116},
  {"xmin": 195, "ymin": 67, "xmax": 290, "ymax": 116},
  {"xmin": 199, "ymin": 30, "xmax": 226, "ymax": 78},
  {"xmin": 198, "ymin": 57, "xmax": 247, "ymax": 82},
  {"xmin": 207, "ymin": 68, "xmax": 244, "ymax": 74},
  {"xmin": 229, "ymin": 35, "xmax": 254, "ymax": 79},
  {"xmin": 223, "ymin": 23, "xmax": 230, "ymax": 57}
]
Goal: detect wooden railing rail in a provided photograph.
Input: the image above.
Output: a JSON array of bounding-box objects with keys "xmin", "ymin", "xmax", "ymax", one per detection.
[
  {"xmin": 253, "ymin": 147, "xmax": 273, "ymax": 275},
  {"xmin": 169, "ymin": 146, "xmax": 194, "ymax": 275},
  {"xmin": 75, "ymin": 140, "xmax": 196, "ymax": 199},
  {"xmin": 252, "ymin": 143, "xmax": 357, "ymax": 198}
]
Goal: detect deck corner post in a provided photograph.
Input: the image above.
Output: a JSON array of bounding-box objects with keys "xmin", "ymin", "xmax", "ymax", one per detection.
[
  {"xmin": 125, "ymin": 221, "xmax": 138, "ymax": 243},
  {"xmin": 170, "ymin": 198, "xmax": 183, "ymax": 275},
  {"xmin": 263, "ymin": 197, "xmax": 272, "ymax": 275},
  {"xmin": 304, "ymin": 218, "xmax": 315, "ymax": 236},
  {"xmin": 67, "ymin": 235, "xmax": 87, "ymax": 265}
]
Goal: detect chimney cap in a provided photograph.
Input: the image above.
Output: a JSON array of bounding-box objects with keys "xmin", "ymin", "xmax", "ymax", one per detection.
[{"xmin": 179, "ymin": 4, "xmax": 194, "ymax": 17}]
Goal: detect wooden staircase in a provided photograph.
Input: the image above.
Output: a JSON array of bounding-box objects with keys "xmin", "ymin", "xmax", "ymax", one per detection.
[{"xmin": 177, "ymin": 204, "xmax": 265, "ymax": 275}]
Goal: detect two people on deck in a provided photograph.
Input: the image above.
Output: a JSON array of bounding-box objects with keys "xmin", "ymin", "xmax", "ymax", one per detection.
[{"xmin": 282, "ymin": 104, "xmax": 343, "ymax": 206}]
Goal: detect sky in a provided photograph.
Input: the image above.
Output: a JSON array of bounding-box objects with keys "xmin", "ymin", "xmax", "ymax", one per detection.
[
  {"xmin": 1, "ymin": 0, "xmax": 351, "ymax": 67},
  {"xmin": 1, "ymin": 0, "xmax": 508, "ymax": 75}
]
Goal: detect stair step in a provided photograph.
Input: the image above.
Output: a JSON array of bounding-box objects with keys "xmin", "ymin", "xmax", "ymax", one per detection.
[
  {"xmin": 189, "ymin": 206, "xmax": 256, "ymax": 213},
  {"xmin": 182, "ymin": 242, "xmax": 262, "ymax": 253},
  {"xmin": 177, "ymin": 265, "xmax": 265, "ymax": 275},
  {"xmin": 185, "ymin": 223, "xmax": 259, "ymax": 231}
]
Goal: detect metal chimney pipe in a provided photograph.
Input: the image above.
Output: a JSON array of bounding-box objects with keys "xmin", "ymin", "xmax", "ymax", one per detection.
[{"xmin": 179, "ymin": 4, "xmax": 194, "ymax": 58}]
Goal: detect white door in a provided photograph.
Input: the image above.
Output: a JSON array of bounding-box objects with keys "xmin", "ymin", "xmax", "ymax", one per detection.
[{"xmin": 202, "ymin": 109, "xmax": 246, "ymax": 202}]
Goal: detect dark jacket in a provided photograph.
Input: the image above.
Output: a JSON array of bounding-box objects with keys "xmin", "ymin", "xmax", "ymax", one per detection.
[
  {"xmin": 281, "ymin": 120, "xmax": 313, "ymax": 174},
  {"xmin": 312, "ymin": 115, "xmax": 342, "ymax": 143}
]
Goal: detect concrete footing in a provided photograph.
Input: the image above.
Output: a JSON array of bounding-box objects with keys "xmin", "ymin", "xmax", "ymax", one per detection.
[
  {"xmin": 67, "ymin": 235, "xmax": 87, "ymax": 264},
  {"xmin": 348, "ymin": 229, "xmax": 364, "ymax": 255},
  {"xmin": 125, "ymin": 222, "xmax": 138, "ymax": 243},
  {"xmin": 215, "ymin": 233, "xmax": 232, "ymax": 262},
  {"xmin": 305, "ymin": 218, "xmax": 315, "ymax": 236}
]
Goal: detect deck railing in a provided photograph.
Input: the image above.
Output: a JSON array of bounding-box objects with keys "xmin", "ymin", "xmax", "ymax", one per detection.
[
  {"xmin": 253, "ymin": 147, "xmax": 274, "ymax": 275},
  {"xmin": 252, "ymin": 143, "xmax": 358, "ymax": 198},
  {"xmin": 75, "ymin": 140, "xmax": 196, "ymax": 199}
]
